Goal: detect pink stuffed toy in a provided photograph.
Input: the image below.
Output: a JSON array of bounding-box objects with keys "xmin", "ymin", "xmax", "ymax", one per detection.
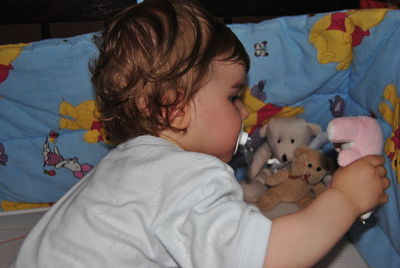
[
  {"xmin": 327, "ymin": 115, "xmax": 383, "ymax": 222},
  {"xmin": 327, "ymin": 116, "xmax": 383, "ymax": 167}
]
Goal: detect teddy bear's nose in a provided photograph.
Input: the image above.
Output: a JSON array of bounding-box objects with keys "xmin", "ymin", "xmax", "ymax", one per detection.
[{"xmin": 282, "ymin": 154, "xmax": 287, "ymax": 162}]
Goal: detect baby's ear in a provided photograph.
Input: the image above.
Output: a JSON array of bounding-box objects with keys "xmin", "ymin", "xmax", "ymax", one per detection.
[
  {"xmin": 137, "ymin": 96, "xmax": 151, "ymax": 117},
  {"xmin": 170, "ymin": 105, "xmax": 191, "ymax": 129}
]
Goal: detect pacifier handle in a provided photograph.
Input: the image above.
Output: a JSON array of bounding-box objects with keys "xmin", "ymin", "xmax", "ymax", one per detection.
[{"xmin": 234, "ymin": 128, "xmax": 249, "ymax": 155}]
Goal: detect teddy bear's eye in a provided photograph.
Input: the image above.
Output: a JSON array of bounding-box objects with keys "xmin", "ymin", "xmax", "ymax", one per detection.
[
  {"xmin": 316, "ymin": 167, "xmax": 322, "ymax": 172},
  {"xmin": 308, "ymin": 163, "xmax": 313, "ymax": 168},
  {"xmin": 291, "ymin": 139, "xmax": 295, "ymax": 144},
  {"xmin": 277, "ymin": 139, "xmax": 281, "ymax": 143}
]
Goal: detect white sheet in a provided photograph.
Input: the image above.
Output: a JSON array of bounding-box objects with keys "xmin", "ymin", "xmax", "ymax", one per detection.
[{"xmin": 0, "ymin": 208, "xmax": 48, "ymax": 268}]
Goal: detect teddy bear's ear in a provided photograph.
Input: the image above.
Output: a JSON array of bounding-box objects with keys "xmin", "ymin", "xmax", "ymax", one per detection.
[
  {"xmin": 307, "ymin": 123, "xmax": 322, "ymax": 136},
  {"xmin": 259, "ymin": 117, "xmax": 276, "ymax": 138},
  {"xmin": 259, "ymin": 123, "xmax": 269, "ymax": 138},
  {"xmin": 294, "ymin": 144, "xmax": 309, "ymax": 157}
]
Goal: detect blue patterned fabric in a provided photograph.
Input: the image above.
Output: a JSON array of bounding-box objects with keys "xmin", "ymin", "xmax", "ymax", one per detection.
[{"xmin": 0, "ymin": 33, "xmax": 111, "ymax": 204}]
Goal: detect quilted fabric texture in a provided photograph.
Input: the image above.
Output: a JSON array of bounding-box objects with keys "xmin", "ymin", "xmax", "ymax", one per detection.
[{"xmin": 0, "ymin": 8, "xmax": 399, "ymax": 267}]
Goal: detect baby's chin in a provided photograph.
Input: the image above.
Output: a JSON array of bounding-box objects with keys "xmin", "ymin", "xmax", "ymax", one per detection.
[
  {"xmin": 221, "ymin": 156, "xmax": 233, "ymax": 163},
  {"xmin": 217, "ymin": 151, "xmax": 235, "ymax": 163}
]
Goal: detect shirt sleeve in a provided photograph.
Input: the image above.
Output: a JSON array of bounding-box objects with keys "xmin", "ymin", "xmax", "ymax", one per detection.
[{"xmin": 154, "ymin": 166, "xmax": 272, "ymax": 268}]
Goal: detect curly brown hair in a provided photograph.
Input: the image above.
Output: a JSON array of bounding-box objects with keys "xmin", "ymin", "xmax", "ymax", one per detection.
[{"xmin": 91, "ymin": 0, "xmax": 249, "ymax": 145}]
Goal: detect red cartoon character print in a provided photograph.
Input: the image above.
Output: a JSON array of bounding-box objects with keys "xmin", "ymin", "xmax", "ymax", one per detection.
[{"xmin": 42, "ymin": 131, "xmax": 93, "ymax": 179}]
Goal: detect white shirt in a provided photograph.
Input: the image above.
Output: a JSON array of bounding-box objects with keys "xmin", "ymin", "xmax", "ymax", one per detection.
[{"xmin": 12, "ymin": 135, "xmax": 271, "ymax": 268}]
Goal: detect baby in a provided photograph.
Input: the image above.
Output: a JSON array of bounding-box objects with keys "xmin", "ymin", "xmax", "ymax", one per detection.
[{"xmin": 11, "ymin": 0, "xmax": 389, "ymax": 267}]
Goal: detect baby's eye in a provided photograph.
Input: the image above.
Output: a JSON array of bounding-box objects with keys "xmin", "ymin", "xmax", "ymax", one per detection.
[{"xmin": 230, "ymin": 96, "xmax": 241, "ymax": 102}]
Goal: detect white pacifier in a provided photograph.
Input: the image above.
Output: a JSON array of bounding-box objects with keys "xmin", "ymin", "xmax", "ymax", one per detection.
[{"xmin": 233, "ymin": 126, "xmax": 249, "ymax": 155}]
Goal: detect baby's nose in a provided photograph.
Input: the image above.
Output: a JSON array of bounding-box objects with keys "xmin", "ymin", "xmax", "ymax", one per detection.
[
  {"xmin": 234, "ymin": 99, "xmax": 249, "ymax": 120},
  {"xmin": 240, "ymin": 106, "xmax": 249, "ymax": 120}
]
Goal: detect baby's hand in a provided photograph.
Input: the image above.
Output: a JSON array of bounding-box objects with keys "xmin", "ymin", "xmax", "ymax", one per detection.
[{"xmin": 330, "ymin": 155, "xmax": 390, "ymax": 217}]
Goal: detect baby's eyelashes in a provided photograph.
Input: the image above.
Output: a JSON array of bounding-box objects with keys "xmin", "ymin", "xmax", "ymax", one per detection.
[{"xmin": 230, "ymin": 95, "xmax": 242, "ymax": 102}]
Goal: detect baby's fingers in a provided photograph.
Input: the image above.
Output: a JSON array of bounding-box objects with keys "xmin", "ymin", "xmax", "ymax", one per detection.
[
  {"xmin": 378, "ymin": 177, "xmax": 390, "ymax": 205},
  {"xmin": 377, "ymin": 166, "xmax": 387, "ymax": 177},
  {"xmin": 365, "ymin": 155, "xmax": 385, "ymax": 166},
  {"xmin": 382, "ymin": 177, "xmax": 390, "ymax": 190}
]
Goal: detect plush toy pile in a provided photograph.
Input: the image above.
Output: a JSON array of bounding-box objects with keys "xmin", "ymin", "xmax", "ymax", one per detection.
[
  {"xmin": 241, "ymin": 115, "xmax": 383, "ymax": 214},
  {"xmin": 259, "ymin": 144, "xmax": 329, "ymax": 211},
  {"xmin": 240, "ymin": 116, "xmax": 335, "ymax": 211},
  {"xmin": 248, "ymin": 116, "xmax": 323, "ymax": 181},
  {"xmin": 242, "ymin": 143, "xmax": 331, "ymax": 211}
]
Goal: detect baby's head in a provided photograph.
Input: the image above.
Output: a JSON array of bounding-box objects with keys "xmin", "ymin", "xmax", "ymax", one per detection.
[{"xmin": 91, "ymin": 0, "xmax": 249, "ymax": 145}]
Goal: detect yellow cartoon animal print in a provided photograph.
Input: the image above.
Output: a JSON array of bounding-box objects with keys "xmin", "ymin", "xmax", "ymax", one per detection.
[
  {"xmin": 309, "ymin": 9, "xmax": 387, "ymax": 70},
  {"xmin": 242, "ymin": 83, "xmax": 304, "ymax": 135},
  {"xmin": 0, "ymin": 43, "xmax": 28, "ymax": 83},
  {"xmin": 379, "ymin": 84, "xmax": 400, "ymax": 182},
  {"xmin": 59, "ymin": 100, "xmax": 109, "ymax": 143}
]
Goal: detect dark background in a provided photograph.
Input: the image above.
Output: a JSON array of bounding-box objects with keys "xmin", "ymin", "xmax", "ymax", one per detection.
[{"xmin": 0, "ymin": 0, "xmax": 362, "ymax": 44}]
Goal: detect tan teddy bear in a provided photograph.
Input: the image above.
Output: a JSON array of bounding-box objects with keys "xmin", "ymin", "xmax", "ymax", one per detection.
[
  {"xmin": 256, "ymin": 145, "xmax": 328, "ymax": 212},
  {"xmin": 248, "ymin": 116, "xmax": 322, "ymax": 181}
]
